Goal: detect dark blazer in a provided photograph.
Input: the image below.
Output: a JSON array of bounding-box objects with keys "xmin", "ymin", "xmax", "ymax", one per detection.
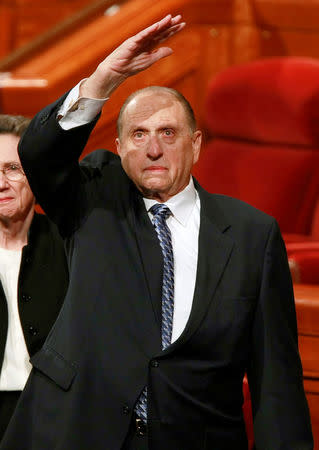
[
  {"xmin": 0, "ymin": 95, "xmax": 313, "ymax": 450},
  {"xmin": 0, "ymin": 212, "xmax": 68, "ymax": 440},
  {"xmin": 0, "ymin": 213, "xmax": 69, "ymax": 370}
]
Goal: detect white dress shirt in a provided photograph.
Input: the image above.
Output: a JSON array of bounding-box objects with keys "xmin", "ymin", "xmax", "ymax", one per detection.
[
  {"xmin": 59, "ymin": 87, "xmax": 201, "ymax": 343},
  {"xmin": 144, "ymin": 180, "xmax": 200, "ymax": 342},
  {"xmin": 59, "ymin": 81, "xmax": 107, "ymax": 130}
]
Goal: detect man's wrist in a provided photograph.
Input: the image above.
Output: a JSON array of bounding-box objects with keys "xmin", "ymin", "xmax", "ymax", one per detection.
[
  {"xmin": 57, "ymin": 80, "xmax": 107, "ymax": 130},
  {"xmin": 79, "ymin": 69, "xmax": 126, "ymax": 99}
]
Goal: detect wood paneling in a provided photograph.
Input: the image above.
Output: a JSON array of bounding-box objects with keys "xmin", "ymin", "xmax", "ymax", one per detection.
[
  {"xmin": 0, "ymin": 3, "xmax": 15, "ymax": 58},
  {"xmin": 251, "ymin": 0, "xmax": 319, "ymax": 29},
  {"xmin": 0, "ymin": 0, "xmax": 93, "ymax": 56},
  {"xmin": 2, "ymin": 0, "xmax": 319, "ymax": 142}
]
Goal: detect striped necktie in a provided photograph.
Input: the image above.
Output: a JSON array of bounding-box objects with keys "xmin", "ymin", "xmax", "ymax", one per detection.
[{"xmin": 134, "ymin": 203, "xmax": 174, "ymax": 423}]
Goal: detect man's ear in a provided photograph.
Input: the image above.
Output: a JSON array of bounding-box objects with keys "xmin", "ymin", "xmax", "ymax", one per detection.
[
  {"xmin": 115, "ymin": 137, "xmax": 121, "ymax": 155},
  {"xmin": 192, "ymin": 130, "xmax": 202, "ymax": 165}
]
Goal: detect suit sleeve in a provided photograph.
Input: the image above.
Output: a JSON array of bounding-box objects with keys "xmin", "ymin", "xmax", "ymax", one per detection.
[
  {"xmin": 247, "ymin": 220, "xmax": 313, "ymax": 449},
  {"xmin": 18, "ymin": 93, "xmax": 100, "ymax": 236}
]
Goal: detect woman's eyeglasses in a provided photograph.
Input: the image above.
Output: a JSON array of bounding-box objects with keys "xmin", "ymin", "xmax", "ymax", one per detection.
[{"xmin": 0, "ymin": 164, "xmax": 25, "ymax": 181}]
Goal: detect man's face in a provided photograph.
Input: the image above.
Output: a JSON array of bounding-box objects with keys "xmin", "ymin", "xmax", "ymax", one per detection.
[
  {"xmin": 116, "ymin": 92, "xmax": 202, "ymax": 202},
  {"xmin": 0, "ymin": 134, "xmax": 35, "ymax": 222}
]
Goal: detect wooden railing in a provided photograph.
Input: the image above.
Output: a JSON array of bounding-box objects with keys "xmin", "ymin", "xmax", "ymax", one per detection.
[{"xmin": 0, "ymin": 0, "xmax": 127, "ymax": 71}]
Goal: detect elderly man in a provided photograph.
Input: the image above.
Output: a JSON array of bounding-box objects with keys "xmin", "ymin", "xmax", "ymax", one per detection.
[
  {"xmin": 1, "ymin": 15, "xmax": 313, "ymax": 450},
  {"xmin": 0, "ymin": 115, "xmax": 68, "ymax": 442}
]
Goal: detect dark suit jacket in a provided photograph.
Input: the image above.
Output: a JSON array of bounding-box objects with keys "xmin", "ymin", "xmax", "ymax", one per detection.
[
  {"xmin": 0, "ymin": 213, "xmax": 69, "ymax": 370},
  {"xmin": 0, "ymin": 213, "xmax": 68, "ymax": 439},
  {"xmin": 0, "ymin": 94, "xmax": 313, "ymax": 450}
]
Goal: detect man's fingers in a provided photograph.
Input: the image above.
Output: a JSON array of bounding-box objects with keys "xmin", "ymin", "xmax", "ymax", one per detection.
[
  {"xmin": 134, "ymin": 15, "xmax": 171, "ymax": 42},
  {"xmin": 170, "ymin": 15, "xmax": 182, "ymax": 25},
  {"xmin": 123, "ymin": 19, "xmax": 184, "ymax": 60},
  {"xmin": 150, "ymin": 47, "xmax": 173, "ymax": 62},
  {"xmin": 154, "ymin": 22, "xmax": 186, "ymax": 42},
  {"xmin": 134, "ymin": 14, "xmax": 184, "ymax": 44}
]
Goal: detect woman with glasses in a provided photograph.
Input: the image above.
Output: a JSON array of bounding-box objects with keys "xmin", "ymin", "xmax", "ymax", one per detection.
[{"xmin": 0, "ymin": 115, "xmax": 68, "ymax": 442}]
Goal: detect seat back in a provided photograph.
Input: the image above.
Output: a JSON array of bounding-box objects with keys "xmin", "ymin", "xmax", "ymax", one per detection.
[{"xmin": 192, "ymin": 57, "xmax": 319, "ymax": 236}]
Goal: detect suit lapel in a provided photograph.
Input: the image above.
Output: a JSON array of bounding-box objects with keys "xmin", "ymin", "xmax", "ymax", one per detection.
[
  {"xmin": 188, "ymin": 207, "xmax": 233, "ymax": 334},
  {"xmin": 129, "ymin": 188, "xmax": 163, "ymax": 344},
  {"xmin": 161, "ymin": 183, "xmax": 234, "ymax": 353}
]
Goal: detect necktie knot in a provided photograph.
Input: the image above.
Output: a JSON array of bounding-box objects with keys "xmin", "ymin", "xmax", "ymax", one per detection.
[{"xmin": 150, "ymin": 203, "xmax": 172, "ymax": 221}]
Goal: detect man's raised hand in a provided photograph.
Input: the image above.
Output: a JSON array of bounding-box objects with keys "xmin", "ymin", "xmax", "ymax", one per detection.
[{"xmin": 81, "ymin": 14, "xmax": 185, "ymax": 99}]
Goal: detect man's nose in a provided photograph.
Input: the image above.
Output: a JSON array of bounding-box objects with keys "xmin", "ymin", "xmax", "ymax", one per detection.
[{"xmin": 147, "ymin": 135, "xmax": 163, "ymax": 159}]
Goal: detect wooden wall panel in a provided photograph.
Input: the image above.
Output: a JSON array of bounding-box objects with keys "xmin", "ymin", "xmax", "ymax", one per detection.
[
  {"xmin": 2, "ymin": 0, "xmax": 319, "ymax": 140},
  {"xmin": 0, "ymin": 3, "xmax": 15, "ymax": 58},
  {"xmin": 0, "ymin": 0, "xmax": 93, "ymax": 56},
  {"xmin": 252, "ymin": 0, "xmax": 319, "ymax": 29}
]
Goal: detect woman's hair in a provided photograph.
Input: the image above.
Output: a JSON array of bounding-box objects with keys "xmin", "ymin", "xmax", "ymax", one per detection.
[{"xmin": 0, "ymin": 114, "xmax": 31, "ymax": 137}]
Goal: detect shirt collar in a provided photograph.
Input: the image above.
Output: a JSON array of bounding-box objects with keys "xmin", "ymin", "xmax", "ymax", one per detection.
[{"xmin": 143, "ymin": 177, "xmax": 197, "ymax": 227}]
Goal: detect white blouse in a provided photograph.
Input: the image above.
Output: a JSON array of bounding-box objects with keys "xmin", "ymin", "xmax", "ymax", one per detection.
[{"xmin": 0, "ymin": 247, "xmax": 32, "ymax": 390}]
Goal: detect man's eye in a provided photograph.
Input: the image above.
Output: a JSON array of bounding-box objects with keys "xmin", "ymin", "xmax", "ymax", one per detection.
[
  {"xmin": 134, "ymin": 131, "xmax": 144, "ymax": 139},
  {"xmin": 163, "ymin": 129, "xmax": 174, "ymax": 136}
]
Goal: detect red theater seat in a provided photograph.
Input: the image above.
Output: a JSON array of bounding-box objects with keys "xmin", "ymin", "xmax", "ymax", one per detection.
[
  {"xmin": 192, "ymin": 57, "xmax": 319, "ymax": 249},
  {"xmin": 288, "ymin": 243, "xmax": 319, "ymax": 284}
]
